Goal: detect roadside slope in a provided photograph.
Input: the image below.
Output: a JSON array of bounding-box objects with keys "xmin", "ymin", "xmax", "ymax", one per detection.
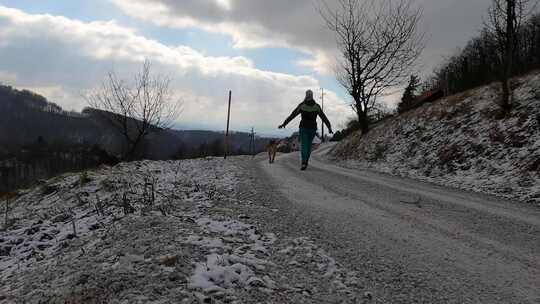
[
  {"xmin": 332, "ymin": 71, "xmax": 540, "ymax": 203},
  {"xmin": 1, "ymin": 157, "xmax": 364, "ymax": 304}
]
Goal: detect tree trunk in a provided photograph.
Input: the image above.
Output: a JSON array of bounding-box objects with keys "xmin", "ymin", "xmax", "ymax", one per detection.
[
  {"xmin": 360, "ymin": 116, "xmax": 369, "ymax": 134},
  {"xmin": 125, "ymin": 139, "xmax": 140, "ymax": 161},
  {"xmin": 356, "ymin": 109, "xmax": 370, "ymax": 135},
  {"xmin": 501, "ymin": 0, "xmax": 515, "ymax": 112},
  {"xmin": 354, "ymin": 99, "xmax": 370, "ymax": 135}
]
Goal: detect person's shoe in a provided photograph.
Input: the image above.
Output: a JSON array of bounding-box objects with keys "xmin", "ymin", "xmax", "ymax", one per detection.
[{"xmin": 300, "ymin": 163, "xmax": 307, "ymax": 171}]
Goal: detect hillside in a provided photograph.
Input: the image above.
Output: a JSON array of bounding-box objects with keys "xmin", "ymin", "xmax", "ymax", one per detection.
[
  {"xmin": 330, "ymin": 71, "xmax": 540, "ymax": 204},
  {"xmin": 0, "ymin": 84, "xmax": 103, "ymax": 152},
  {"xmin": 0, "ymin": 84, "xmax": 270, "ymax": 160},
  {"xmin": 1, "ymin": 158, "xmax": 362, "ymax": 303}
]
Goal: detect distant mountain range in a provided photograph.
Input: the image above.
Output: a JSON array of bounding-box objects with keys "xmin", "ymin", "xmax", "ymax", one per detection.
[{"xmin": 0, "ymin": 84, "xmax": 273, "ymax": 160}]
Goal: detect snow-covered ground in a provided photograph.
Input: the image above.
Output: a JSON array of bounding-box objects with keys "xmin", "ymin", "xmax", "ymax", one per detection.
[
  {"xmin": 331, "ymin": 71, "xmax": 540, "ymax": 204},
  {"xmin": 1, "ymin": 157, "xmax": 361, "ymax": 303}
]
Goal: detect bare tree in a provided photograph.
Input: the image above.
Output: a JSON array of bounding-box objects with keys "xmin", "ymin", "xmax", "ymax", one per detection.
[
  {"xmin": 319, "ymin": 0, "xmax": 425, "ymax": 134},
  {"xmin": 86, "ymin": 60, "xmax": 182, "ymax": 160},
  {"xmin": 486, "ymin": 0, "xmax": 538, "ymax": 112}
]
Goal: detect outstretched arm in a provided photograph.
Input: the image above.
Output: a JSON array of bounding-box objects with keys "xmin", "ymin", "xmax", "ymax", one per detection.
[
  {"xmin": 279, "ymin": 105, "xmax": 301, "ymax": 128},
  {"xmin": 319, "ymin": 108, "xmax": 333, "ymax": 133}
]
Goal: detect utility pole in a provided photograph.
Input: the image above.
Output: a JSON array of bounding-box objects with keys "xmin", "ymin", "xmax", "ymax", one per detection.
[
  {"xmin": 320, "ymin": 88, "xmax": 325, "ymax": 143},
  {"xmin": 224, "ymin": 90, "xmax": 232, "ymax": 159},
  {"xmin": 248, "ymin": 128, "xmax": 253, "ymax": 156},
  {"xmin": 250, "ymin": 127, "xmax": 255, "ymax": 157}
]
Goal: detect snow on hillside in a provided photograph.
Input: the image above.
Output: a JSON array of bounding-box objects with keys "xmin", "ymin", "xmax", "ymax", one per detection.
[
  {"xmin": 331, "ymin": 71, "xmax": 540, "ymax": 204},
  {"xmin": 1, "ymin": 158, "xmax": 361, "ymax": 303}
]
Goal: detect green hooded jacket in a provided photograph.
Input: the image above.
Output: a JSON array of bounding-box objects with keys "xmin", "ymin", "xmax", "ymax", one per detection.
[{"xmin": 282, "ymin": 99, "xmax": 331, "ymax": 130}]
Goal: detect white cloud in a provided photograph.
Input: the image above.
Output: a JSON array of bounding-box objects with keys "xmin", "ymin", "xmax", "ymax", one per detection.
[
  {"xmin": 20, "ymin": 85, "xmax": 84, "ymax": 111},
  {"xmin": 0, "ymin": 70, "xmax": 17, "ymax": 83},
  {"xmin": 297, "ymin": 51, "xmax": 335, "ymax": 75},
  {"xmin": 102, "ymin": 0, "xmax": 500, "ymax": 130},
  {"xmin": 0, "ymin": 6, "xmax": 348, "ymax": 134},
  {"xmin": 110, "ymin": 0, "xmax": 494, "ymax": 79},
  {"xmin": 110, "ymin": 0, "xmax": 338, "ymax": 74},
  {"xmin": 215, "ymin": 0, "xmax": 233, "ymax": 11}
]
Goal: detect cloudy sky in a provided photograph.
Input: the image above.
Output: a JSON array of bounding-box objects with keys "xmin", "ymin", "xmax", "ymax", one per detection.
[{"xmin": 0, "ymin": 0, "xmax": 490, "ymax": 135}]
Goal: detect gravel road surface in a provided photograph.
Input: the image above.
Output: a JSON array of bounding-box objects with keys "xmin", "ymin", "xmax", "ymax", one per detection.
[{"xmin": 251, "ymin": 145, "xmax": 540, "ymax": 303}]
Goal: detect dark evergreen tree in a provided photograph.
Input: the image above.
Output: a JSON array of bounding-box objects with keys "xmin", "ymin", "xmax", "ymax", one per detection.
[{"xmin": 398, "ymin": 75, "xmax": 421, "ymax": 113}]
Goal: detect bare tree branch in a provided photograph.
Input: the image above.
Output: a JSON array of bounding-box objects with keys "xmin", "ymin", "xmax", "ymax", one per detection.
[
  {"xmin": 319, "ymin": 0, "xmax": 425, "ymax": 134},
  {"xmin": 85, "ymin": 60, "xmax": 182, "ymax": 160}
]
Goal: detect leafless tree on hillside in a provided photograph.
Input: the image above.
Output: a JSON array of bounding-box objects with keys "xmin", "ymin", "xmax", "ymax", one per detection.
[
  {"xmin": 486, "ymin": 0, "xmax": 538, "ymax": 112},
  {"xmin": 86, "ymin": 60, "xmax": 182, "ymax": 160},
  {"xmin": 319, "ymin": 0, "xmax": 425, "ymax": 134}
]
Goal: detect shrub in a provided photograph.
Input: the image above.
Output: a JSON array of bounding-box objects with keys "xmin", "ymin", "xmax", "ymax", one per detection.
[
  {"xmin": 99, "ymin": 179, "xmax": 115, "ymax": 192},
  {"xmin": 79, "ymin": 171, "xmax": 91, "ymax": 187},
  {"xmin": 507, "ymin": 132, "xmax": 527, "ymax": 148},
  {"xmin": 489, "ymin": 128, "xmax": 505, "ymax": 143},
  {"xmin": 526, "ymin": 156, "xmax": 540, "ymax": 172},
  {"xmin": 331, "ymin": 118, "xmax": 362, "ymax": 141},
  {"xmin": 40, "ymin": 184, "xmax": 58, "ymax": 195},
  {"xmin": 438, "ymin": 144, "xmax": 463, "ymax": 168},
  {"xmin": 375, "ymin": 144, "xmax": 386, "ymax": 160}
]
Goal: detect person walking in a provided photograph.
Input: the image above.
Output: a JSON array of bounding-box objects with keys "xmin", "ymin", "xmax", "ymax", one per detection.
[{"xmin": 278, "ymin": 90, "xmax": 333, "ymax": 170}]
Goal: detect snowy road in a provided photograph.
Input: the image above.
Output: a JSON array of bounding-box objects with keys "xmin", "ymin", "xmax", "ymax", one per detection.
[{"xmin": 258, "ymin": 145, "xmax": 540, "ymax": 303}]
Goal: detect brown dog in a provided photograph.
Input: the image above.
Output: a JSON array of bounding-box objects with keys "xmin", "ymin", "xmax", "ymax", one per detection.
[{"xmin": 266, "ymin": 140, "xmax": 278, "ymax": 164}]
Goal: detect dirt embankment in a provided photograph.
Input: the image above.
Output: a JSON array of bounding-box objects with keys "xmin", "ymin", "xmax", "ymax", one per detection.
[{"xmin": 332, "ymin": 72, "xmax": 540, "ymax": 204}]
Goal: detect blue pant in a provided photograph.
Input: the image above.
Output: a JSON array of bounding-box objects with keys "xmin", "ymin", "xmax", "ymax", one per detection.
[{"xmin": 299, "ymin": 128, "xmax": 317, "ymax": 164}]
